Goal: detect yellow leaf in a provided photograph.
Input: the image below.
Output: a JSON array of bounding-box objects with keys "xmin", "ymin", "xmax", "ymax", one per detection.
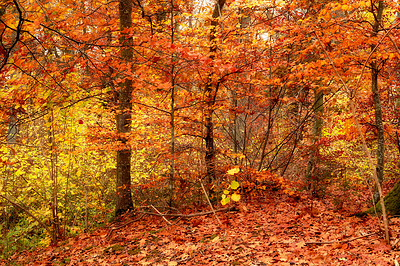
[
  {"xmin": 230, "ymin": 180, "xmax": 240, "ymax": 190},
  {"xmin": 227, "ymin": 167, "xmax": 240, "ymax": 175},
  {"xmin": 211, "ymin": 236, "xmax": 220, "ymax": 243},
  {"xmin": 231, "ymin": 193, "xmax": 241, "ymax": 202},
  {"xmin": 15, "ymin": 168, "xmax": 24, "ymax": 176},
  {"xmin": 221, "ymin": 197, "xmax": 230, "ymax": 205}
]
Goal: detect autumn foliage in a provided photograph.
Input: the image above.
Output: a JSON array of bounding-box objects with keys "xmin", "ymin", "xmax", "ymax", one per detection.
[{"xmin": 1, "ymin": 0, "xmax": 400, "ymax": 263}]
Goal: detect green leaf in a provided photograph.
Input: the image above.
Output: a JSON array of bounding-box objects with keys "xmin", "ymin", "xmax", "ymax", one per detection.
[{"xmin": 221, "ymin": 196, "xmax": 231, "ymax": 205}]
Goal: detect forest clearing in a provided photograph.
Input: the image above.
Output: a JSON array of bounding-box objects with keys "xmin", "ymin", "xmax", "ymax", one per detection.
[{"xmin": 2, "ymin": 0, "xmax": 400, "ymax": 264}]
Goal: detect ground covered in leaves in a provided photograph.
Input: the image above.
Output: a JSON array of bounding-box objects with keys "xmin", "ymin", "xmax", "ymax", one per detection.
[{"xmin": 5, "ymin": 191, "xmax": 400, "ymax": 265}]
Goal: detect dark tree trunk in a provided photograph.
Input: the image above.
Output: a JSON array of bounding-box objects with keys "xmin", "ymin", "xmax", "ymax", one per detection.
[
  {"xmin": 203, "ymin": 0, "xmax": 226, "ymax": 187},
  {"xmin": 204, "ymin": 90, "xmax": 216, "ymax": 185},
  {"xmin": 115, "ymin": 0, "xmax": 134, "ymax": 216}
]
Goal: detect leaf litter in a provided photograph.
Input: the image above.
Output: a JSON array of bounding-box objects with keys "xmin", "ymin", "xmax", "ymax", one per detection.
[{"xmin": 6, "ymin": 190, "xmax": 400, "ymax": 265}]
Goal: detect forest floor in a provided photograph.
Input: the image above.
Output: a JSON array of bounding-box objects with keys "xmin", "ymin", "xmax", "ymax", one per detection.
[{"xmin": 5, "ymin": 189, "xmax": 400, "ymax": 265}]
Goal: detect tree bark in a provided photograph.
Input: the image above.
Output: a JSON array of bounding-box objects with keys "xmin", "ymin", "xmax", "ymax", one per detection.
[
  {"xmin": 371, "ymin": 1, "xmax": 385, "ymax": 204},
  {"xmin": 204, "ymin": 0, "xmax": 226, "ymax": 187},
  {"xmin": 305, "ymin": 89, "xmax": 324, "ymax": 191},
  {"xmin": 115, "ymin": 0, "xmax": 134, "ymax": 216},
  {"xmin": 169, "ymin": 0, "xmax": 176, "ymax": 207}
]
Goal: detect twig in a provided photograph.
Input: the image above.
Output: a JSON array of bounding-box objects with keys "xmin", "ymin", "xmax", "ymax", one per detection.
[
  {"xmin": 0, "ymin": 194, "xmax": 53, "ymax": 237},
  {"xmin": 106, "ymin": 213, "xmax": 145, "ymax": 238},
  {"xmin": 137, "ymin": 205, "xmax": 182, "ymax": 213},
  {"xmin": 137, "ymin": 206, "xmax": 235, "ymax": 218},
  {"xmin": 151, "ymin": 205, "xmax": 172, "ymax": 225},
  {"xmin": 305, "ymin": 232, "xmax": 378, "ymax": 245},
  {"xmin": 392, "ymin": 238, "xmax": 400, "ymax": 248},
  {"xmin": 199, "ymin": 179, "xmax": 222, "ymax": 226}
]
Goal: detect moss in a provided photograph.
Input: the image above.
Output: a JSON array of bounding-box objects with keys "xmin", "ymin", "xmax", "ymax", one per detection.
[
  {"xmin": 103, "ymin": 244, "xmax": 125, "ymax": 254},
  {"xmin": 366, "ymin": 181, "xmax": 400, "ymax": 215}
]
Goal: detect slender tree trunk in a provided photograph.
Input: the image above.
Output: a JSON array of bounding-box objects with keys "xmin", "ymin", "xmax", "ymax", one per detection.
[
  {"xmin": 371, "ymin": 1, "xmax": 385, "ymax": 204},
  {"xmin": 231, "ymin": 90, "xmax": 239, "ymax": 165},
  {"xmin": 204, "ymin": 84, "xmax": 216, "ymax": 186},
  {"xmin": 372, "ymin": 63, "xmax": 385, "ymax": 203},
  {"xmin": 169, "ymin": 0, "xmax": 176, "ymax": 207},
  {"xmin": 48, "ymin": 110, "xmax": 60, "ymax": 242},
  {"xmin": 231, "ymin": 8, "xmax": 250, "ymax": 166},
  {"xmin": 305, "ymin": 89, "xmax": 324, "ymax": 190},
  {"xmin": 115, "ymin": 0, "xmax": 134, "ymax": 216},
  {"xmin": 258, "ymin": 105, "xmax": 274, "ymax": 171},
  {"xmin": 204, "ymin": 0, "xmax": 226, "ymax": 187}
]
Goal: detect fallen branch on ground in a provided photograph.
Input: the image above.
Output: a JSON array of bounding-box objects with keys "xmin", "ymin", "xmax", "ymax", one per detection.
[
  {"xmin": 200, "ymin": 179, "xmax": 222, "ymax": 226},
  {"xmin": 106, "ymin": 206, "xmax": 236, "ymax": 238},
  {"xmin": 151, "ymin": 205, "xmax": 172, "ymax": 225},
  {"xmin": 137, "ymin": 206, "xmax": 237, "ymax": 218},
  {"xmin": 106, "ymin": 213, "xmax": 145, "ymax": 239}
]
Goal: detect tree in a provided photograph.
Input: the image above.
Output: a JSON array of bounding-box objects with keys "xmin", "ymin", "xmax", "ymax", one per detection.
[
  {"xmin": 370, "ymin": 0, "xmax": 385, "ymax": 204},
  {"xmin": 115, "ymin": 0, "xmax": 134, "ymax": 216},
  {"xmin": 203, "ymin": 0, "xmax": 226, "ymax": 189},
  {"xmin": 305, "ymin": 89, "xmax": 324, "ymax": 191}
]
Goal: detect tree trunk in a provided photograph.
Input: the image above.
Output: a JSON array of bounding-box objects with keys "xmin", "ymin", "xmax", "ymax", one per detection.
[
  {"xmin": 371, "ymin": 63, "xmax": 385, "ymax": 204},
  {"xmin": 115, "ymin": 0, "xmax": 134, "ymax": 216},
  {"xmin": 305, "ymin": 89, "xmax": 324, "ymax": 191},
  {"xmin": 48, "ymin": 110, "xmax": 61, "ymax": 242},
  {"xmin": 371, "ymin": 1, "xmax": 385, "ymax": 204},
  {"xmin": 169, "ymin": 0, "xmax": 176, "ymax": 207},
  {"xmin": 6, "ymin": 113, "xmax": 18, "ymax": 144},
  {"xmin": 203, "ymin": 0, "xmax": 226, "ymax": 187}
]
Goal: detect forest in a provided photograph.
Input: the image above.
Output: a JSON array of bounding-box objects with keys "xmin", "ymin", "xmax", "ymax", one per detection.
[{"xmin": 1, "ymin": 0, "xmax": 400, "ymax": 264}]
